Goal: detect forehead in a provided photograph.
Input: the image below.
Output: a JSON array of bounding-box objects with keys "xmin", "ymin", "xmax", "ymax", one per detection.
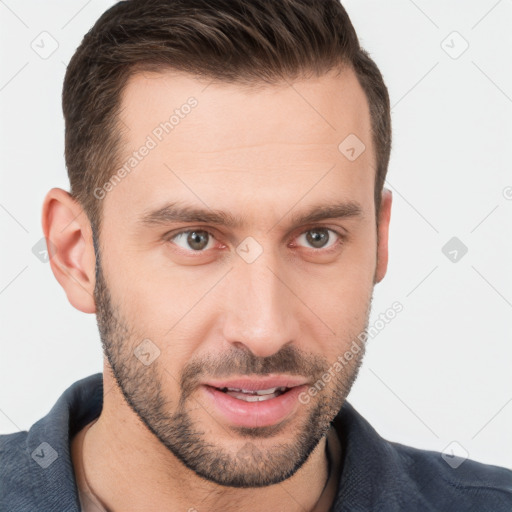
[
  {"xmin": 103, "ymin": 68, "xmax": 374, "ymax": 225},
  {"xmin": 119, "ymin": 67, "xmax": 372, "ymax": 149}
]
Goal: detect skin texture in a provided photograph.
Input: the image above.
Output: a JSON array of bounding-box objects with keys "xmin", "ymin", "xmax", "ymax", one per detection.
[{"xmin": 43, "ymin": 66, "xmax": 392, "ymax": 511}]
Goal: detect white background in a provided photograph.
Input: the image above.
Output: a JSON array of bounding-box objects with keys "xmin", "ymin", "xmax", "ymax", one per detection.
[{"xmin": 1, "ymin": 0, "xmax": 511, "ymax": 469}]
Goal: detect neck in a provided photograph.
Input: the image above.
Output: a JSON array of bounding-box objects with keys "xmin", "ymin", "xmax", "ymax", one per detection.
[{"xmin": 75, "ymin": 370, "xmax": 334, "ymax": 512}]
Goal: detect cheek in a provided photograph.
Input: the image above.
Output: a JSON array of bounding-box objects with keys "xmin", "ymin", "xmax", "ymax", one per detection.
[
  {"xmin": 294, "ymin": 245, "xmax": 375, "ymax": 354},
  {"xmin": 100, "ymin": 256, "xmax": 186, "ymax": 360},
  {"xmin": 301, "ymin": 274, "xmax": 373, "ymax": 343}
]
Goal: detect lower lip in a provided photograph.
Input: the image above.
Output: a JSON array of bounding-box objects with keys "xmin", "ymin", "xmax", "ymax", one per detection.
[{"xmin": 201, "ymin": 385, "xmax": 308, "ymax": 428}]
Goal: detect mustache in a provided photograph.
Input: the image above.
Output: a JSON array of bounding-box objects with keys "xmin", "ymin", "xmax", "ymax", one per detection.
[{"xmin": 179, "ymin": 344, "xmax": 328, "ymax": 399}]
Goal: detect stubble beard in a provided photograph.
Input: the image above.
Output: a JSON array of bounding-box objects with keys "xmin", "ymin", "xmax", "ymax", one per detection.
[{"xmin": 92, "ymin": 240, "xmax": 370, "ymax": 487}]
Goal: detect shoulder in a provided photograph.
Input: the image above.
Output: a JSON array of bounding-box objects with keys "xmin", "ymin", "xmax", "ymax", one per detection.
[
  {"xmin": 0, "ymin": 374, "xmax": 103, "ymax": 512},
  {"xmin": 0, "ymin": 429, "xmax": 29, "ymax": 456},
  {"xmin": 388, "ymin": 440, "xmax": 512, "ymax": 509},
  {"xmin": 0, "ymin": 429, "xmax": 31, "ymax": 475},
  {"xmin": 0, "ymin": 430, "xmax": 34, "ymax": 510},
  {"xmin": 332, "ymin": 401, "xmax": 512, "ymax": 511}
]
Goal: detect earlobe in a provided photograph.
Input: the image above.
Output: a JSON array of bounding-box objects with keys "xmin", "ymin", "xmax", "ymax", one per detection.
[
  {"xmin": 41, "ymin": 188, "xmax": 97, "ymax": 314},
  {"xmin": 374, "ymin": 188, "xmax": 392, "ymax": 284}
]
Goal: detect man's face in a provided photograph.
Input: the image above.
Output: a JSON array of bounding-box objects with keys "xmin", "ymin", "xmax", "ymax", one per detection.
[{"xmin": 94, "ymin": 67, "xmax": 382, "ymax": 487}]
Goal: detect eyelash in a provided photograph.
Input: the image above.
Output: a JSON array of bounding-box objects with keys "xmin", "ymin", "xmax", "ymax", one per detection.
[{"xmin": 164, "ymin": 226, "xmax": 345, "ymax": 255}]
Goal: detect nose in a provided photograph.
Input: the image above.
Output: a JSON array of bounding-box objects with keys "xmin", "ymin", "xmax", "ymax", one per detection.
[{"xmin": 221, "ymin": 249, "xmax": 299, "ymax": 358}]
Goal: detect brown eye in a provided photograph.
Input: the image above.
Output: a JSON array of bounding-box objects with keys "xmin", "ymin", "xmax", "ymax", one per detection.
[
  {"xmin": 170, "ymin": 230, "xmax": 213, "ymax": 251},
  {"xmin": 296, "ymin": 228, "xmax": 340, "ymax": 250}
]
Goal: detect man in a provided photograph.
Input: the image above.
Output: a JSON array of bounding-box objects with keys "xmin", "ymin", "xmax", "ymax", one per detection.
[{"xmin": 1, "ymin": 1, "xmax": 511, "ymax": 511}]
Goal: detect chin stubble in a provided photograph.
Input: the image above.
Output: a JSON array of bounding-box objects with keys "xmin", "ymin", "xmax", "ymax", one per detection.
[{"xmin": 92, "ymin": 232, "xmax": 369, "ymax": 487}]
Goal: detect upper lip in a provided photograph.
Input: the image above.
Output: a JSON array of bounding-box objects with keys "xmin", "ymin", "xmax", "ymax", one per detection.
[{"xmin": 203, "ymin": 375, "xmax": 309, "ymax": 392}]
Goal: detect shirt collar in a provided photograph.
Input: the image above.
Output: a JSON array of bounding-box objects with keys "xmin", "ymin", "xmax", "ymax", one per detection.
[{"xmin": 18, "ymin": 372, "xmax": 397, "ymax": 511}]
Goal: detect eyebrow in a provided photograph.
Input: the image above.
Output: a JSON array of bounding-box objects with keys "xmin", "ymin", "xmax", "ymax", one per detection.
[{"xmin": 137, "ymin": 200, "xmax": 364, "ymax": 231}]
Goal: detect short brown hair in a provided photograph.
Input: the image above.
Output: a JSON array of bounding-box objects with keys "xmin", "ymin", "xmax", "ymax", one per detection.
[{"xmin": 63, "ymin": 0, "xmax": 391, "ymax": 236}]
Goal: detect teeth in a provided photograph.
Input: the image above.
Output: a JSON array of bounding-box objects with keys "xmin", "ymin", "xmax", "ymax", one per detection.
[
  {"xmin": 226, "ymin": 390, "xmax": 280, "ymax": 401},
  {"xmin": 219, "ymin": 386, "xmax": 288, "ymax": 401},
  {"xmin": 255, "ymin": 387, "xmax": 280, "ymax": 395},
  {"xmin": 223, "ymin": 386, "xmax": 286, "ymax": 395}
]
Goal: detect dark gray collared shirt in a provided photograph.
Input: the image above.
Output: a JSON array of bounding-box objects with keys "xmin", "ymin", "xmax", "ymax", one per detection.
[{"xmin": 1, "ymin": 373, "xmax": 511, "ymax": 511}]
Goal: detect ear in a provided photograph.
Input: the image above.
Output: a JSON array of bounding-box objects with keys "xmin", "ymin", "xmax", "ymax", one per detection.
[
  {"xmin": 374, "ymin": 188, "xmax": 392, "ymax": 284},
  {"xmin": 41, "ymin": 188, "xmax": 97, "ymax": 313}
]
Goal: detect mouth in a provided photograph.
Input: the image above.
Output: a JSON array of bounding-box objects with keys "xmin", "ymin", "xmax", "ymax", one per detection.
[
  {"xmin": 200, "ymin": 377, "xmax": 309, "ymax": 428},
  {"xmin": 215, "ymin": 386, "xmax": 289, "ymax": 402}
]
